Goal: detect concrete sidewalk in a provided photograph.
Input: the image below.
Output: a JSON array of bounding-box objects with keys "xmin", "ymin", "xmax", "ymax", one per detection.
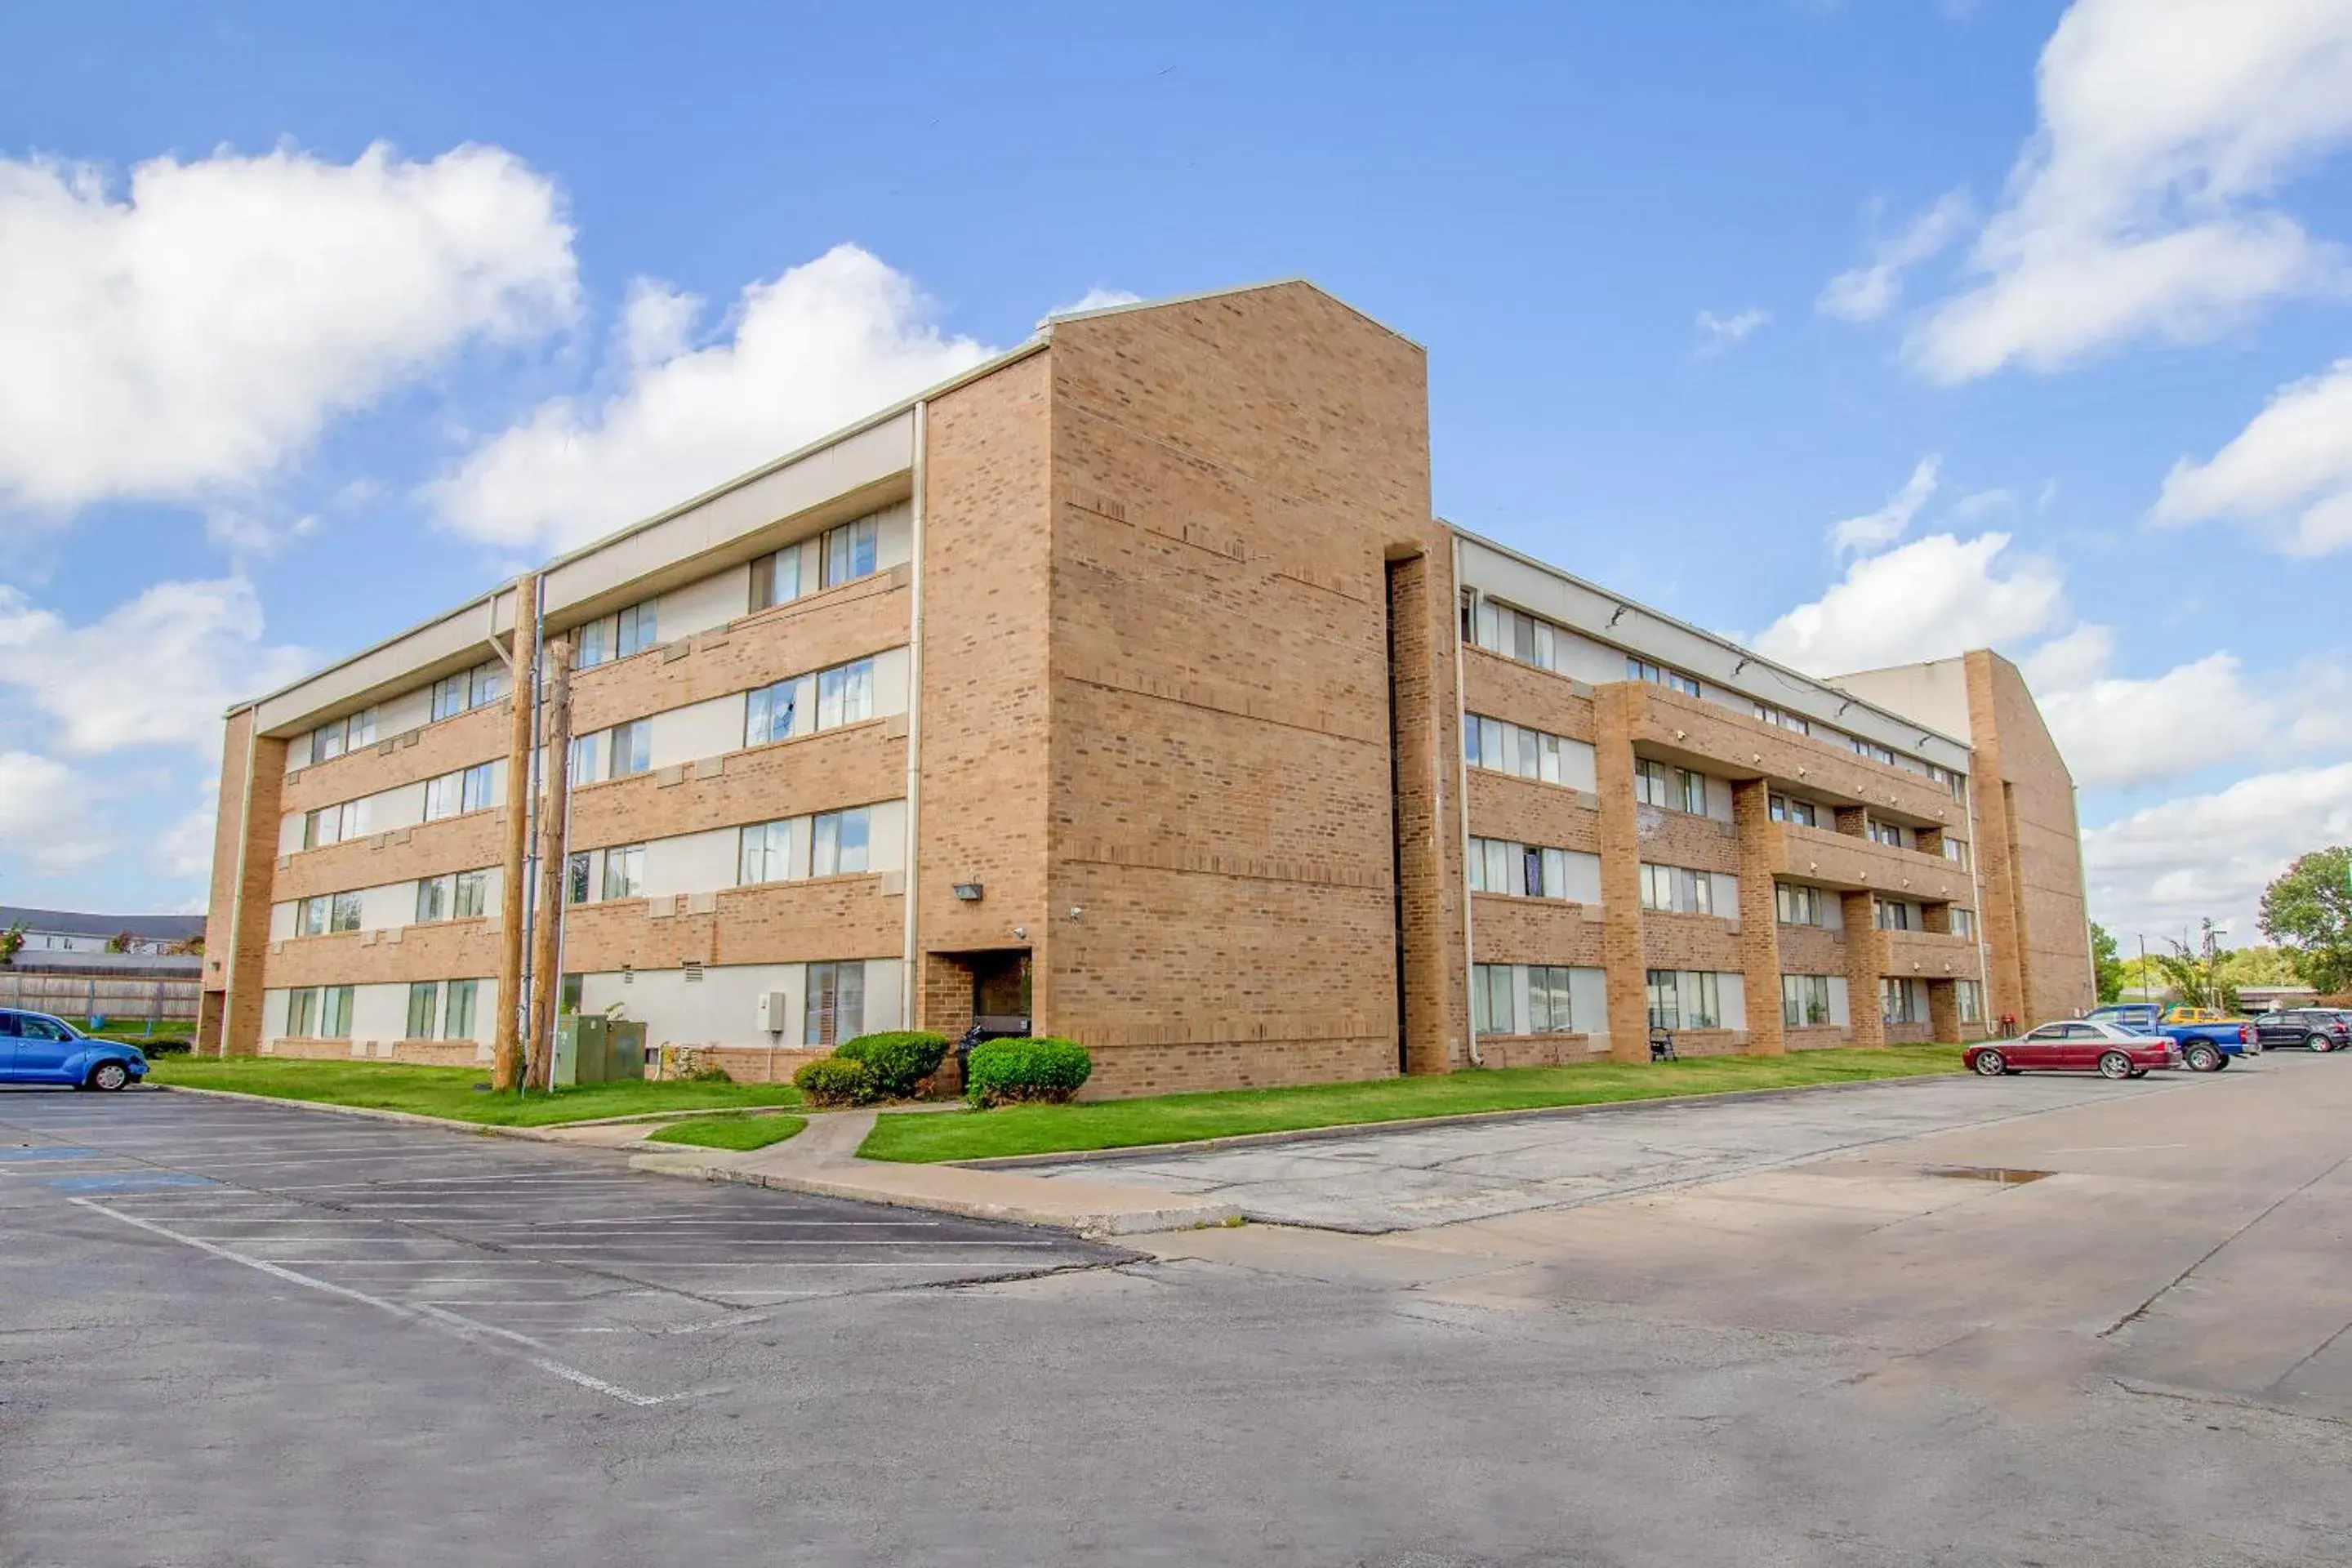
[{"xmin": 627, "ymin": 1109, "xmax": 1241, "ymax": 1236}]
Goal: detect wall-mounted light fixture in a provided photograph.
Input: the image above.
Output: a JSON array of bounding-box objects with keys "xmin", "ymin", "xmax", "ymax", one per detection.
[
  {"xmin": 1835, "ymin": 700, "xmax": 1853, "ymax": 716},
  {"xmin": 1067, "ymin": 906, "xmax": 1085, "ymax": 921},
  {"xmin": 1012, "ymin": 925, "xmax": 1027, "ymax": 941},
  {"xmin": 952, "ymin": 881, "xmax": 984, "ymax": 902},
  {"xmin": 1607, "ymin": 604, "xmax": 1628, "ymax": 627},
  {"xmin": 1731, "ymin": 658, "xmax": 1748, "ymax": 676}
]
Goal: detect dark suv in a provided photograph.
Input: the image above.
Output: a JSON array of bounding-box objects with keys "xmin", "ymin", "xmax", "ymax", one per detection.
[{"xmin": 2252, "ymin": 1009, "xmax": 2349, "ymax": 1053}]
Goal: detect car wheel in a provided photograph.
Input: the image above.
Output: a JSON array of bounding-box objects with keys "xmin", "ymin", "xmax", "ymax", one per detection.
[
  {"xmin": 2097, "ymin": 1051, "xmax": 2135, "ymax": 1080},
  {"xmin": 87, "ymin": 1061, "xmax": 130, "ymax": 1092},
  {"xmin": 2184, "ymin": 1042, "xmax": 2222, "ymax": 1073},
  {"xmin": 1972, "ymin": 1049, "xmax": 2007, "ymax": 1076},
  {"xmin": 2309, "ymin": 1032, "xmax": 2337, "ymax": 1054}
]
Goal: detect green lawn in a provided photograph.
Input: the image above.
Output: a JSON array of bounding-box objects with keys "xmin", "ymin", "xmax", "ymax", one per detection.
[
  {"xmin": 149, "ymin": 1055, "xmax": 803, "ymax": 1127},
  {"xmin": 645, "ymin": 1113, "xmax": 808, "ymax": 1152},
  {"xmin": 858, "ymin": 1045, "xmax": 1966, "ymax": 1163}
]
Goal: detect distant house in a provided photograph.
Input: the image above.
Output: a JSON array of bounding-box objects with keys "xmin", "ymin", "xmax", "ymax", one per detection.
[{"xmin": 0, "ymin": 906, "xmax": 205, "ymax": 958}]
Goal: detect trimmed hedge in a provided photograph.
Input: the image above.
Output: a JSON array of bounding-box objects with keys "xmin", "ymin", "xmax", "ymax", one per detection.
[
  {"xmin": 832, "ymin": 1031, "xmax": 949, "ymax": 1099},
  {"xmin": 964, "ymin": 1036, "xmax": 1093, "ymax": 1108},
  {"xmin": 792, "ymin": 1056, "xmax": 879, "ymax": 1107}
]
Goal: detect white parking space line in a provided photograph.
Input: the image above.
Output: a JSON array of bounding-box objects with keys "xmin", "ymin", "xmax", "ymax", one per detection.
[{"xmin": 71, "ymin": 1200, "xmax": 676, "ymax": 1408}]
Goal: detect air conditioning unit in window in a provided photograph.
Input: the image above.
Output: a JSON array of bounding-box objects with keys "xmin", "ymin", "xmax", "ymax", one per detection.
[{"xmin": 755, "ymin": 991, "xmax": 790, "ymax": 1036}]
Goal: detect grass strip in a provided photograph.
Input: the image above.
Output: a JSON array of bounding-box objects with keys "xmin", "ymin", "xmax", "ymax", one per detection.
[
  {"xmin": 859, "ymin": 1045, "xmax": 1965, "ymax": 1163},
  {"xmin": 645, "ymin": 1114, "xmax": 808, "ymax": 1152},
  {"xmin": 148, "ymin": 1056, "xmax": 802, "ymax": 1127}
]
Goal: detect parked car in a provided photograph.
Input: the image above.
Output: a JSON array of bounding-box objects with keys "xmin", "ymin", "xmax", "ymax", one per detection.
[
  {"xmin": 0, "ymin": 1009, "xmax": 149, "ymax": 1089},
  {"xmin": 2082, "ymin": 1003, "xmax": 2250, "ymax": 1071},
  {"xmin": 1965, "ymin": 1019, "xmax": 2181, "ymax": 1080},
  {"xmin": 2252, "ymin": 1009, "xmax": 2349, "ymax": 1053}
]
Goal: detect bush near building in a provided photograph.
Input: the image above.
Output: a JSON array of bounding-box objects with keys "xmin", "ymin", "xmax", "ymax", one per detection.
[
  {"xmin": 964, "ymin": 1036, "xmax": 1093, "ymax": 1107},
  {"xmin": 792, "ymin": 1030, "xmax": 952, "ymax": 1106}
]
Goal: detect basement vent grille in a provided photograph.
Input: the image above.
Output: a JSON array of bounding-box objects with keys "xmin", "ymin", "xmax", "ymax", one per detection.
[{"xmin": 682, "ymin": 960, "xmax": 705, "ymax": 983}]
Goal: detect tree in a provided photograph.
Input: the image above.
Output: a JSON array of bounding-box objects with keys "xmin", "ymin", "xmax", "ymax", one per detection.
[
  {"xmin": 105, "ymin": 930, "xmax": 137, "ymax": 954},
  {"xmin": 2258, "ymin": 848, "xmax": 2352, "ymax": 993},
  {"xmin": 2216, "ymin": 945, "xmax": 2301, "ymax": 990},
  {"xmin": 0, "ymin": 923, "xmax": 22, "ymax": 967},
  {"xmin": 2149, "ymin": 942, "xmax": 2234, "ymax": 1013},
  {"xmin": 2091, "ymin": 922, "xmax": 2125, "ymax": 1003}
]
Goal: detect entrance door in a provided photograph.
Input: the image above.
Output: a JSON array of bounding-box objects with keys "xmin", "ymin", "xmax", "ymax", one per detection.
[{"xmin": 971, "ymin": 951, "xmax": 1031, "ymax": 1036}]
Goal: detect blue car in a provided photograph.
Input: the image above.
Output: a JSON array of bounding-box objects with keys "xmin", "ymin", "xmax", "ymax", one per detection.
[{"xmin": 0, "ymin": 1009, "xmax": 149, "ymax": 1090}]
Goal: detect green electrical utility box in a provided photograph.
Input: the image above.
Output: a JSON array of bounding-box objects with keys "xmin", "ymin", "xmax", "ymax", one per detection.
[{"xmin": 553, "ymin": 1017, "xmax": 650, "ymax": 1086}]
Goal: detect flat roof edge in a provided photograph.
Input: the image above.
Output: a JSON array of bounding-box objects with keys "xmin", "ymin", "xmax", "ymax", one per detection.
[{"xmin": 1040, "ymin": 277, "xmax": 1427, "ymax": 352}]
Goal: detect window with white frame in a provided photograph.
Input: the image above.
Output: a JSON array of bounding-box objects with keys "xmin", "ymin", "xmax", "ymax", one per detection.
[
  {"xmin": 817, "ymin": 657, "xmax": 875, "ymax": 729},
  {"xmin": 1943, "ymin": 836, "xmax": 1970, "ymax": 870},
  {"xmin": 601, "ymin": 844, "xmax": 645, "ymax": 900},
  {"xmin": 1751, "ymin": 702, "xmax": 1809, "ymax": 736},
  {"xmin": 1626, "ymin": 657, "xmax": 1700, "ymax": 697},
  {"xmin": 431, "ymin": 673, "xmax": 467, "ymax": 722},
  {"xmin": 1466, "ymin": 598, "xmax": 1563, "ymax": 673},
  {"xmin": 567, "ymin": 852, "xmax": 593, "ymax": 905},
  {"xmin": 750, "ymin": 543, "xmax": 804, "ymax": 611},
  {"xmin": 1463, "ymin": 715, "xmax": 1570, "ymax": 786},
  {"xmin": 1472, "ymin": 963, "xmax": 1514, "ymax": 1035},
  {"xmin": 1849, "ymin": 735, "xmax": 1896, "ymax": 765},
  {"xmin": 811, "ymin": 808, "xmax": 871, "ymax": 876},
  {"xmin": 1956, "ymin": 979, "xmax": 1984, "ymax": 1022},
  {"xmin": 309, "ymin": 706, "xmax": 379, "ymax": 765},
  {"xmin": 461, "ymin": 760, "xmax": 497, "ymax": 812},
  {"xmin": 1867, "ymin": 818, "xmax": 1904, "ymax": 847},
  {"xmin": 1467, "ymin": 837, "xmax": 1576, "ymax": 899},
  {"xmin": 453, "ymin": 869, "xmax": 489, "ymax": 918},
  {"xmin": 1633, "ymin": 759, "xmax": 1704, "ymax": 813},
  {"xmin": 319, "ymin": 985, "xmax": 354, "ymax": 1038},
  {"xmin": 1528, "ymin": 965, "xmax": 1575, "ymax": 1032},
  {"xmin": 469, "ymin": 662, "xmax": 509, "ymax": 709},
  {"xmin": 822, "ymin": 516, "xmax": 880, "ymax": 589},
  {"xmin": 1781, "ymin": 973, "xmax": 1833, "ymax": 1027},
  {"xmin": 575, "ymin": 600, "xmax": 659, "ymax": 670},
  {"xmin": 1949, "ymin": 906, "xmax": 1976, "ymax": 940},
  {"xmin": 305, "ymin": 798, "xmax": 371, "ymax": 848},
  {"xmin": 329, "ymin": 891, "xmax": 361, "ymax": 933},
  {"xmin": 444, "ymin": 978, "xmax": 479, "ymax": 1039},
  {"xmin": 1646, "ymin": 969, "xmax": 1722, "ymax": 1030},
  {"xmin": 1775, "ymin": 882, "xmax": 1826, "ymax": 926},
  {"xmin": 745, "ymin": 675, "xmax": 804, "ymax": 746},
  {"xmin": 1638, "ymin": 863, "xmax": 1714, "ymax": 915},
  {"xmin": 287, "ymin": 987, "xmax": 319, "ymax": 1036},
  {"xmin": 298, "ymin": 896, "xmax": 329, "ymax": 937},
  {"xmin": 1874, "ymin": 898, "xmax": 1913, "ymax": 931},
  {"xmin": 406, "ymin": 981, "xmax": 439, "ymax": 1040},
  {"xmin": 605, "ymin": 720, "xmax": 651, "ymax": 780},
  {"xmin": 739, "ymin": 819, "xmax": 794, "ymax": 884},
  {"xmin": 1767, "ymin": 793, "xmax": 1820, "ymax": 827},
  {"xmin": 424, "ymin": 772, "xmax": 462, "ymax": 822},
  {"xmin": 416, "ymin": 875, "xmax": 450, "ymax": 924},
  {"xmin": 1880, "ymin": 976, "xmax": 1924, "ymax": 1024},
  {"xmin": 804, "ymin": 960, "xmax": 865, "ymax": 1047}
]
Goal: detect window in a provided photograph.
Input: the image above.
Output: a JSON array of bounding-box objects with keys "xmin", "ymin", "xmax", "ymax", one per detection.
[
  {"xmin": 1528, "ymin": 965, "xmax": 1575, "ymax": 1033},
  {"xmin": 601, "ymin": 844, "xmax": 645, "ymax": 900},
  {"xmin": 1466, "ymin": 599, "xmax": 1561, "ymax": 673},
  {"xmin": 1957, "ymin": 979, "xmax": 1984, "ymax": 1023},
  {"xmin": 424, "ymin": 773, "xmax": 461, "ymax": 821},
  {"xmin": 567, "ymin": 852, "xmax": 592, "ymax": 905},
  {"xmin": 461, "ymin": 761, "xmax": 497, "ymax": 813},
  {"xmin": 310, "ymin": 721, "xmax": 346, "ymax": 765},
  {"xmin": 1849, "ymin": 735, "xmax": 1895, "ymax": 766},
  {"xmin": 1767, "ymin": 793, "xmax": 1820, "ymax": 828},
  {"xmin": 812, "ymin": 808, "xmax": 871, "ymax": 876},
  {"xmin": 739, "ymin": 819, "xmax": 795, "ymax": 884},
  {"xmin": 298, "ymin": 896, "xmax": 329, "ymax": 937},
  {"xmin": 576, "ymin": 617, "xmax": 611, "ymax": 669},
  {"xmin": 1880, "ymin": 977, "xmax": 1923, "ymax": 1025},
  {"xmin": 822, "ymin": 516, "xmax": 880, "ymax": 588},
  {"xmin": 568, "ymin": 733, "xmax": 599, "ymax": 782},
  {"xmin": 1874, "ymin": 898, "xmax": 1913, "ymax": 932},
  {"xmin": 1463, "ymin": 715, "xmax": 1570, "ymax": 786},
  {"xmin": 320, "ymin": 985, "xmax": 354, "ymax": 1039},
  {"xmin": 431, "ymin": 673, "xmax": 467, "ymax": 722},
  {"xmin": 416, "ymin": 875, "xmax": 450, "ymax": 924},
  {"xmin": 1639, "ymin": 864, "xmax": 1713, "ymax": 915},
  {"xmin": 453, "ymin": 869, "xmax": 489, "ymax": 918},
  {"xmin": 1468, "ymin": 838, "xmax": 1575, "ymax": 899},
  {"xmin": 746, "ymin": 676, "xmax": 804, "ymax": 746},
  {"xmin": 287, "ymin": 987, "xmax": 319, "ymax": 1036},
  {"xmin": 817, "ymin": 657, "xmax": 875, "ymax": 729},
  {"xmin": 1633, "ymin": 760, "xmax": 1703, "ymax": 813},
  {"xmin": 444, "ymin": 978, "xmax": 479, "ymax": 1040},
  {"xmin": 1782, "ymin": 973, "xmax": 1833, "ymax": 1027},
  {"xmin": 304, "ymin": 798, "xmax": 371, "ymax": 849},
  {"xmin": 804, "ymin": 960, "xmax": 865, "ymax": 1048},
  {"xmin": 559, "ymin": 973, "xmax": 583, "ymax": 1016},
  {"xmin": 606, "ymin": 720, "xmax": 651, "ymax": 779},
  {"xmin": 1868, "ymin": 818, "xmax": 1904, "ymax": 847},
  {"xmin": 750, "ymin": 545, "xmax": 804, "ymax": 611},
  {"xmin": 469, "ymin": 662, "xmax": 508, "ymax": 709},
  {"xmin": 406, "ymin": 982, "xmax": 439, "ymax": 1040},
  {"xmin": 1943, "ymin": 837, "xmax": 1971, "ymax": 871},
  {"xmin": 1949, "ymin": 906, "xmax": 1976, "ymax": 940},
  {"xmin": 1751, "ymin": 702, "xmax": 1809, "ymax": 736},
  {"xmin": 1646, "ymin": 969, "xmax": 1722, "ymax": 1030},
  {"xmin": 346, "ymin": 707, "xmax": 377, "ymax": 748},
  {"xmin": 1626, "ymin": 657, "xmax": 1700, "ymax": 697},
  {"xmin": 616, "ymin": 600, "xmax": 658, "ymax": 660},
  {"xmin": 1472, "ymin": 963, "xmax": 1514, "ymax": 1035},
  {"xmin": 328, "ymin": 891, "xmax": 362, "ymax": 933},
  {"xmin": 1775, "ymin": 882, "xmax": 1825, "ymax": 926}
]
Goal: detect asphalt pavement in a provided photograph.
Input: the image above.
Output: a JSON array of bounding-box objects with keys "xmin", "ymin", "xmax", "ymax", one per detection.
[{"xmin": 5, "ymin": 1061, "xmax": 2350, "ymax": 1567}]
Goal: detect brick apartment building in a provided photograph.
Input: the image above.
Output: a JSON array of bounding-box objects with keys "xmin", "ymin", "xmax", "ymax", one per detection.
[{"xmin": 196, "ymin": 281, "xmax": 2094, "ymax": 1095}]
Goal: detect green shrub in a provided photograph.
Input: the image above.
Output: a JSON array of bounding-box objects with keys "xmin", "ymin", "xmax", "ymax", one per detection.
[
  {"xmin": 833, "ymin": 1031, "xmax": 950, "ymax": 1098},
  {"xmin": 793, "ymin": 1056, "xmax": 879, "ymax": 1107},
  {"xmin": 91, "ymin": 1035, "xmax": 190, "ymax": 1054},
  {"xmin": 964, "ymin": 1036, "xmax": 1093, "ymax": 1108}
]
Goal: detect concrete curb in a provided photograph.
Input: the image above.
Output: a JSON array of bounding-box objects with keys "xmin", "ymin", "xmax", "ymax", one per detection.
[
  {"xmin": 627, "ymin": 1152, "xmax": 1241, "ymax": 1236},
  {"xmin": 145, "ymin": 1083, "xmax": 802, "ymax": 1142},
  {"xmin": 951, "ymin": 1069, "xmax": 1969, "ymax": 1169}
]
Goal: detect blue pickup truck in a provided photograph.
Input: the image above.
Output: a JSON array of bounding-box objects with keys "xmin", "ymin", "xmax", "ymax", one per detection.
[{"xmin": 2084, "ymin": 1003, "xmax": 2251, "ymax": 1072}]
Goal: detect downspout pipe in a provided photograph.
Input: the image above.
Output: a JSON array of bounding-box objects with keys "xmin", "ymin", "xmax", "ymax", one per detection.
[
  {"xmin": 900, "ymin": 402, "xmax": 927, "ymax": 1031},
  {"xmin": 1451, "ymin": 536, "xmax": 1483, "ymax": 1067}
]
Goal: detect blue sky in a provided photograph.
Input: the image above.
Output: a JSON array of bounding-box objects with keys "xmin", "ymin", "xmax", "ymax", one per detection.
[{"xmin": 3, "ymin": 1, "xmax": 2350, "ymax": 953}]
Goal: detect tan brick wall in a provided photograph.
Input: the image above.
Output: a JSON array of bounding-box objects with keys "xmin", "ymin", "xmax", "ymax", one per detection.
[
  {"xmin": 1731, "ymin": 779, "xmax": 1786, "ymax": 1055},
  {"xmin": 1468, "ymin": 895, "xmax": 1606, "ymax": 966},
  {"xmin": 1841, "ymin": 890, "xmax": 1890, "ymax": 1048},
  {"xmin": 197, "ymin": 709, "xmax": 255, "ymax": 1052},
  {"xmin": 1592, "ymin": 687, "xmax": 1650, "ymax": 1062},
  {"xmin": 1461, "ymin": 648, "xmax": 1600, "ymax": 742},
  {"xmin": 203, "ymin": 714, "xmax": 289, "ymax": 1055},
  {"xmin": 1964, "ymin": 650, "xmax": 2095, "ymax": 1028},
  {"xmin": 1465, "ymin": 770, "xmax": 1604, "ymax": 854},
  {"xmin": 278, "ymin": 702, "xmax": 510, "ymax": 817}
]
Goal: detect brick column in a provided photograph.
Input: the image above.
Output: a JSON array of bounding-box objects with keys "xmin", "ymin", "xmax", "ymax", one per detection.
[
  {"xmin": 1387, "ymin": 549, "xmax": 1460, "ymax": 1076},
  {"xmin": 1841, "ymin": 890, "xmax": 1888, "ymax": 1049},
  {"xmin": 1731, "ymin": 780, "xmax": 1784, "ymax": 1056},
  {"xmin": 202, "ymin": 710, "xmax": 288, "ymax": 1056},
  {"xmin": 1927, "ymin": 977, "xmax": 1961, "ymax": 1043},
  {"xmin": 1592, "ymin": 688, "xmax": 1650, "ymax": 1063}
]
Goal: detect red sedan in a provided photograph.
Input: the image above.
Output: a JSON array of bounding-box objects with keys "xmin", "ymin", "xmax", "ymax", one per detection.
[{"xmin": 1965, "ymin": 1019, "xmax": 2181, "ymax": 1080}]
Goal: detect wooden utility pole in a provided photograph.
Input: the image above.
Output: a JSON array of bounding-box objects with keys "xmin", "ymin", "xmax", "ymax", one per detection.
[
  {"xmin": 492, "ymin": 572, "xmax": 539, "ymax": 1092},
  {"xmin": 524, "ymin": 634, "xmax": 575, "ymax": 1092}
]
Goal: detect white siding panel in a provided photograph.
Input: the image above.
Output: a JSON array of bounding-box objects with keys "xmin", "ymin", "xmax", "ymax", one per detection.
[
  {"xmin": 874, "ymin": 501, "xmax": 913, "ymax": 571},
  {"xmin": 1709, "ymin": 874, "xmax": 1741, "ymax": 924},
  {"xmin": 662, "ymin": 564, "xmax": 751, "ymax": 641},
  {"xmin": 586, "ymin": 962, "xmax": 800, "ymax": 1049},
  {"xmin": 350, "ymin": 982, "xmax": 408, "ymax": 1049},
  {"xmin": 1827, "ymin": 976, "xmax": 1852, "ymax": 1027},
  {"xmin": 866, "ymin": 800, "xmax": 908, "ymax": 874},
  {"xmin": 1569, "ymin": 967, "xmax": 1610, "ymax": 1039},
  {"xmin": 642, "ymin": 827, "xmax": 740, "ymax": 898},
  {"xmin": 1704, "ymin": 776, "xmax": 1735, "ymax": 823},
  {"xmin": 268, "ymin": 902, "xmax": 296, "ymax": 942},
  {"xmin": 378, "ymin": 686, "xmax": 434, "ymax": 740},
  {"xmin": 278, "ymin": 812, "xmax": 306, "ymax": 856},
  {"xmin": 1550, "ymin": 629, "xmax": 1622, "ymax": 686},
  {"xmin": 360, "ymin": 883, "xmax": 413, "ymax": 932},
  {"xmin": 869, "ymin": 644, "xmax": 911, "ymax": 718},
  {"xmin": 1558, "ymin": 737, "xmax": 1598, "ymax": 793},
  {"xmin": 652, "ymin": 693, "xmax": 746, "ymax": 769},
  {"xmin": 262, "ymin": 988, "xmax": 289, "ymax": 1037},
  {"xmin": 1560, "ymin": 849, "xmax": 1603, "ymax": 905},
  {"xmin": 371, "ymin": 780, "xmax": 429, "ymax": 831},
  {"xmin": 1718, "ymin": 972, "xmax": 1748, "ymax": 1031},
  {"xmin": 1821, "ymin": 894, "xmax": 1845, "ymax": 932}
]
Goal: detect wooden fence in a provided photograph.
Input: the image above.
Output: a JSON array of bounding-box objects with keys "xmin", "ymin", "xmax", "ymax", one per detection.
[{"xmin": 1, "ymin": 971, "xmax": 199, "ymax": 1023}]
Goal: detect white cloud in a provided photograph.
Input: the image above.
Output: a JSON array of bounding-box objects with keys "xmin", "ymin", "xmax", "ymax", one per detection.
[
  {"xmin": 2152, "ymin": 356, "xmax": 2352, "ymax": 555},
  {"xmin": 1829, "ymin": 456, "xmax": 1940, "ymax": 556},
  {"xmin": 154, "ymin": 789, "xmax": 220, "ymax": 881},
  {"xmin": 1694, "ymin": 307, "xmax": 1771, "ymax": 354},
  {"xmin": 1754, "ymin": 531, "xmax": 2067, "ymax": 675},
  {"xmin": 1817, "ymin": 190, "xmax": 1972, "ymax": 322},
  {"xmin": 0, "ymin": 142, "xmax": 577, "ymax": 516},
  {"xmin": 0, "ymin": 577, "xmax": 307, "ymax": 757},
  {"xmin": 2033, "ymin": 644, "xmax": 2274, "ymax": 789},
  {"xmin": 2085, "ymin": 764, "xmax": 2352, "ymax": 942},
  {"xmin": 1911, "ymin": 0, "xmax": 2352, "ymax": 381},
  {"xmin": 0, "ymin": 751, "xmax": 108, "ymax": 873},
  {"xmin": 432, "ymin": 244, "xmax": 997, "ymax": 552},
  {"xmin": 1045, "ymin": 287, "xmax": 1144, "ymax": 320}
]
